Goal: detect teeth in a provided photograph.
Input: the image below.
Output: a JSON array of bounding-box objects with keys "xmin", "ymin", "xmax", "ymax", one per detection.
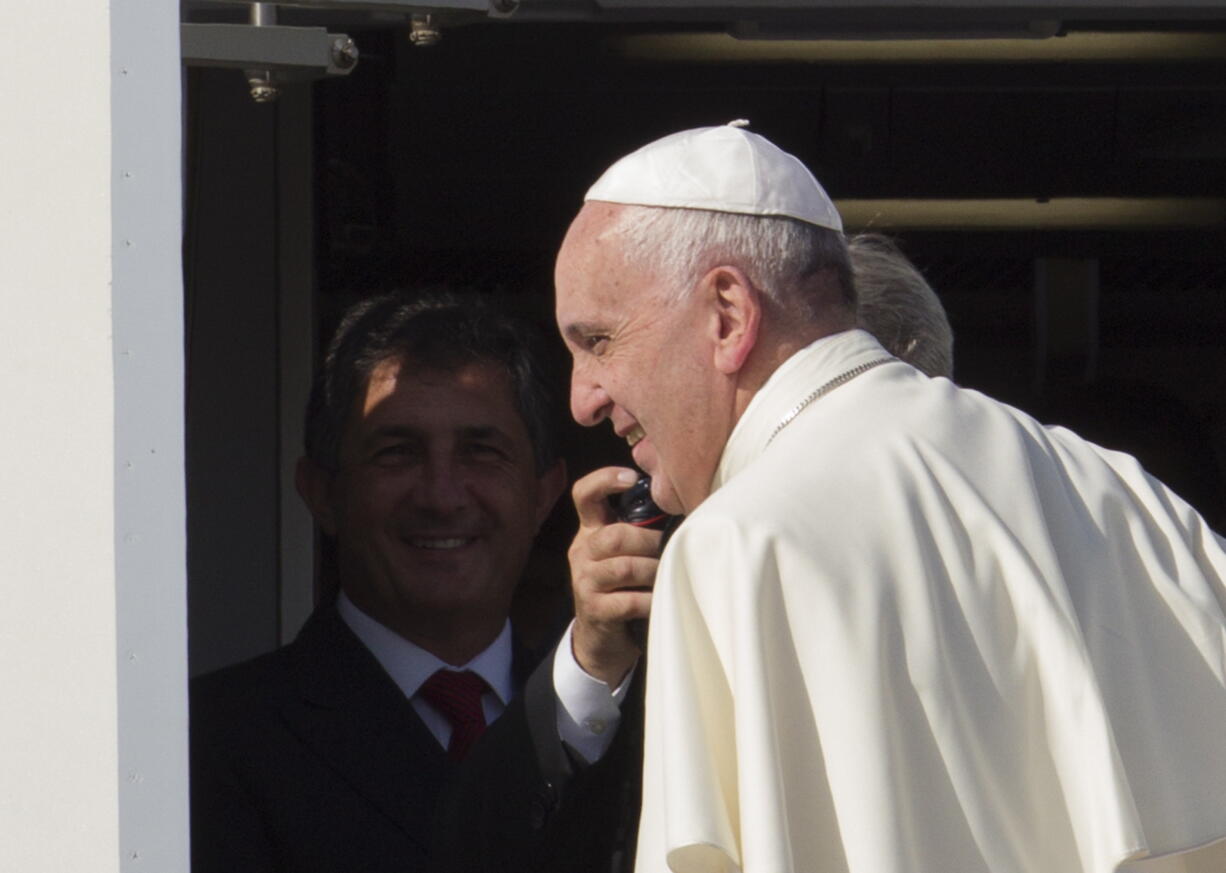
[
  {"xmin": 626, "ymin": 425, "xmax": 645, "ymax": 447},
  {"xmin": 411, "ymin": 538, "xmax": 470, "ymax": 550}
]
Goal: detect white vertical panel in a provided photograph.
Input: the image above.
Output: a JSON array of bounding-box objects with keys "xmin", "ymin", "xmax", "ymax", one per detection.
[
  {"xmin": 111, "ymin": 0, "xmax": 189, "ymax": 871},
  {"xmin": 0, "ymin": 1, "xmax": 186, "ymax": 870},
  {"xmin": 0, "ymin": 3, "xmax": 120, "ymax": 872}
]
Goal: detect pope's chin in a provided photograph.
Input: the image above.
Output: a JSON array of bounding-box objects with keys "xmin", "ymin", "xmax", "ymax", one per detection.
[
  {"xmin": 642, "ymin": 457, "xmax": 685, "ymax": 515},
  {"xmin": 631, "ymin": 436, "xmax": 685, "ymax": 516},
  {"xmin": 651, "ymin": 480, "xmax": 685, "ymax": 516}
]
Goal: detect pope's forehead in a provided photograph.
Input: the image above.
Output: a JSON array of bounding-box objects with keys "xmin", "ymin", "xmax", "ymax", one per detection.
[
  {"xmin": 559, "ymin": 202, "xmax": 630, "ymax": 261},
  {"xmin": 556, "ymin": 208, "xmax": 625, "ymax": 304}
]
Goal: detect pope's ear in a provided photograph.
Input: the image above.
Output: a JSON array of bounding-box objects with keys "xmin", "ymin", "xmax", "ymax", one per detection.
[
  {"xmin": 295, "ymin": 456, "xmax": 338, "ymax": 536},
  {"xmin": 702, "ymin": 265, "xmax": 761, "ymax": 375}
]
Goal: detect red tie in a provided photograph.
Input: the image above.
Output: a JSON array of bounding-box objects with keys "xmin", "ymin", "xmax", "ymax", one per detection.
[{"xmin": 418, "ymin": 669, "xmax": 489, "ymax": 761}]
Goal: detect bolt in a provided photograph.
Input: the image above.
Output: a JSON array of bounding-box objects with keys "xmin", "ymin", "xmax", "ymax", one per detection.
[
  {"xmin": 409, "ymin": 14, "xmax": 441, "ymax": 47},
  {"xmin": 331, "ymin": 36, "xmax": 359, "ymax": 70},
  {"xmin": 246, "ymin": 70, "xmax": 279, "ymax": 103},
  {"xmin": 250, "ymin": 83, "xmax": 279, "ymax": 103}
]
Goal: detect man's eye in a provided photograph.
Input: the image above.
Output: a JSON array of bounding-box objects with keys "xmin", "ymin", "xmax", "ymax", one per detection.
[
  {"xmin": 465, "ymin": 442, "xmax": 508, "ymax": 461},
  {"xmin": 371, "ymin": 444, "xmax": 415, "ymax": 466}
]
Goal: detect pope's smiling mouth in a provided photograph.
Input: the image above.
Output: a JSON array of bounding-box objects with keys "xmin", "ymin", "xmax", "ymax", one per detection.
[
  {"xmin": 626, "ymin": 425, "xmax": 645, "ymax": 447},
  {"xmin": 409, "ymin": 537, "xmax": 476, "ymax": 550}
]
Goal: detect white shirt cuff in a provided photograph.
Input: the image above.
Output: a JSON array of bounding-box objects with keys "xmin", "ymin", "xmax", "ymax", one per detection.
[{"xmin": 553, "ymin": 620, "xmax": 636, "ymax": 764}]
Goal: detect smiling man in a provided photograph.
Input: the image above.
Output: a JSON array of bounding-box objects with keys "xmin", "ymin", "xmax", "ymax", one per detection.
[
  {"xmin": 190, "ymin": 291, "xmax": 566, "ymax": 873},
  {"xmin": 545, "ymin": 124, "xmax": 1226, "ymax": 873},
  {"xmin": 304, "ymin": 354, "xmax": 554, "ymax": 665}
]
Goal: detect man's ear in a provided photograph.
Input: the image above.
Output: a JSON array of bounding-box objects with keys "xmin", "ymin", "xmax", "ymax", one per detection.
[
  {"xmin": 534, "ymin": 459, "xmax": 568, "ymax": 529},
  {"xmin": 295, "ymin": 456, "xmax": 338, "ymax": 536},
  {"xmin": 700, "ymin": 265, "xmax": 761, "ymax": 375}
]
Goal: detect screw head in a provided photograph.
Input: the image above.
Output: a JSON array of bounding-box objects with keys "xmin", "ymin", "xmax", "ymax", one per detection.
[
  {"xmin": 331, "ymin": 36, "xmax": 359, "ymax": 69},
  {"xmin": 250, "ymin": 83, "xmax": 279, "ymax": 103},
  {"xmin": 246, "ymin": 71, "xmax": 279, "ymax": 103},
  {"xmin": 409, "ymin": 14, "xmax": 442, "ymax": 47}
]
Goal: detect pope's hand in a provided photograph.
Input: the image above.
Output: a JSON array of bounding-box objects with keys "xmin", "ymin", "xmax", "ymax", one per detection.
[{"xmin": 568, "ymin": 467, "xmax": 662, "ymax": 687}]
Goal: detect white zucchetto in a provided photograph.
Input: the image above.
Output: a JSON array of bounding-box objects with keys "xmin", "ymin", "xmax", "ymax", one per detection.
[{"xmin": 585, "ymin": 121, "xmax": 843, "ymax": 232}]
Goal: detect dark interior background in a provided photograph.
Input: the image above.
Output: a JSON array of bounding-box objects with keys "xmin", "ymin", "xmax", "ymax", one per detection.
[
  {"xmin": 186, "ymin": 11, "xmax": 1226, "ymax": 673},
  {"xmin": 317, "ymin": 22, "xmax": 1226, "ymax": 514}
]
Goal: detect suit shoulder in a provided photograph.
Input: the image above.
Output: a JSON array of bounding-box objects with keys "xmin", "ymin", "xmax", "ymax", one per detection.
[{"xmin": 190, "ymin": 646, "xmax": 298, "ymax": 729}]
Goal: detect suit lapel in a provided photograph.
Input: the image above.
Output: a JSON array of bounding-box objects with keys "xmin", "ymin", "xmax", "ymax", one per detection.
[{"xmin": 280, "ymin": 606, "xmax": 454, "ymax": 853}]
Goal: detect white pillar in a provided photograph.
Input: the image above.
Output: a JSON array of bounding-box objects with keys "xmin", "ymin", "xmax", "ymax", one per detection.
[{"xmin": 0, "ymin": 2, "xmax": 187, "ymax": 870}]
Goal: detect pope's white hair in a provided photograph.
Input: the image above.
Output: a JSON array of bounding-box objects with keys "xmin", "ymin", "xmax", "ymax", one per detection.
[
  {"xmin": 849, "ymin": 233, "xmax": 954, "ymax": 379},
  {"xmin": 605, "ymin": 205, "xmax": 855, "ymax": 318}
]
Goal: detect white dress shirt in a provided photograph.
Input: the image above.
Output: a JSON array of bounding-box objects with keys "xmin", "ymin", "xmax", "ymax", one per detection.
[
  {"xmin": 552, "ymin": 620, "xmax": 637, "ymax": 763},
  {"xmin": 337, "ymin": 591, "xmax": 514, "ymax": 750}
]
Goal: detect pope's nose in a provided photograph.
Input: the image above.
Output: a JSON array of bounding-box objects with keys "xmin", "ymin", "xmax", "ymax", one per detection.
[{"xmin": 569, "ymin": 367, "xmax": 612, "ymax": 427}]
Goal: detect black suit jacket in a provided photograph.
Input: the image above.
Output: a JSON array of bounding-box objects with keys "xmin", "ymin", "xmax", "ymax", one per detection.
[
  {"xmin": 434, "ymin": 519, "xmax": 676, "ymax": 873},
  {"xmin": 432, "ymin": 645, "xmax": 643, "ymax": 873},
  {"xmin": 191, "ymin": 604, "xmax": 537, "ymax": 873}
]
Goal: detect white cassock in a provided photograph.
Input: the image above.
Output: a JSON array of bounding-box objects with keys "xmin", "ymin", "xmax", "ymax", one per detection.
[{"xmin": 635, "ymin": 329, "xmax": 1226, "ymax": 873}]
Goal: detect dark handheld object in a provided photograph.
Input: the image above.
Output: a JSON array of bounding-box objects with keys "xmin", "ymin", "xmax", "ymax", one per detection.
[
  {"xmin": 611, "ymin": 475, "xmax": 682, "ymax": 650},
  {"xmin": 612, "ymin": 475, "xmax": 672, "ymax": 530}
]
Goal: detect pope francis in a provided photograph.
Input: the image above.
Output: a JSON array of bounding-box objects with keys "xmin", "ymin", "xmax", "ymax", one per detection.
[{"xmin": 553, "ymin": 122, "xmax": 1226, "ymax": 873}]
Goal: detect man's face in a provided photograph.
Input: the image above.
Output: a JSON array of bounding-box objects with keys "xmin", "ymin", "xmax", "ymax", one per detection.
[
  {"xmin": 312, "ymin": 359, "xmax": 562, "ymax": 642},
  {"xmin": 555, "ymin": 203, "xmax": 732, "ymax": 515}
]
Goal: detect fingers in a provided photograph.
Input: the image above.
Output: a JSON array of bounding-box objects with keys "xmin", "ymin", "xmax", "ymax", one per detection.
[
  {"xmin": 571, "ymin": 550, "xmax": 659, "ymax": 598},
  {"xmin": 567, "ymin": 465, "xmax": 663, "ymax": 684},
  {"xmin": 573, "ymin": 466, "xmax": 640, "ymax": 528},
  {"xmin": 571, "ymin": 587, "xmax": 652, "ymax": 686},
  {"xmin": 573, "ymin": 587, "xmax": 653, "ymax": 625},
  {"xmin": 569, "ymin": 520, "xmax": 662, "ymax": 599},
  {"xmin": 586, "ymin": 522, "xmax": 663, "ymax": 563}
]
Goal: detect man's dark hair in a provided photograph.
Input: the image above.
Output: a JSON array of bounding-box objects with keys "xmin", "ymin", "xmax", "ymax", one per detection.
[{"xmin": 304, "ymin": 290, "xmax": 561, "ymax": 474}]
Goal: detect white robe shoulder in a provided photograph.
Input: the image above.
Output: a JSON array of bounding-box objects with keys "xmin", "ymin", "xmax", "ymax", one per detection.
[{"xmin": 637, "ymin": 333, "xmax": 1226, "ymax": 873}]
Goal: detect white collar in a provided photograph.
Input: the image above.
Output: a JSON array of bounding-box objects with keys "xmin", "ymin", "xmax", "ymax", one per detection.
[
  {"xmin": 714, "ymin": 328, "xmax": 893, "ymax": 490},
  {"xmin": 336, "ymin": 590, "xmax": 514, "ymax": 704}
]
